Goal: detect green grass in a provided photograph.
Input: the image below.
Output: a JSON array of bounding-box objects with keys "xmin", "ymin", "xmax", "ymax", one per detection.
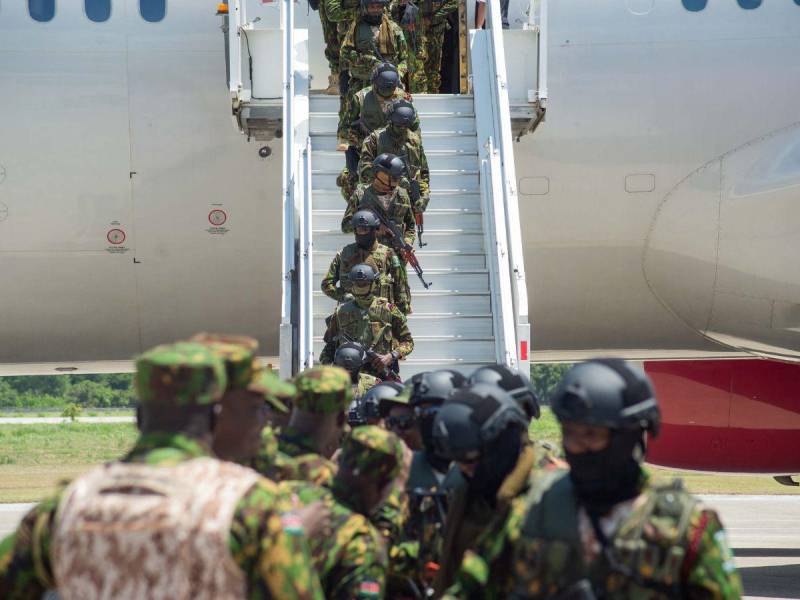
[
  {"xmin": 0, "ymin": 409, "xmax": 134, "ymax": 418},
  {"xmin": 0, "ymin": 423, "xmax": 137, "ymax": 502}
]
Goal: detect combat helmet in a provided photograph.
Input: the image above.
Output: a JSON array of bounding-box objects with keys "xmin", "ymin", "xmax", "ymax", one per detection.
[
  {"xmin": 348, "ymin": 263, "xmax": 379, "ymax": 298},
  {"xmin": 469, "ymin": 364, "xmax": 541, "ymax": 420},
  {"xmin": 335, "ymin": 341, "xmax": 367, "ymax": 374},
  {"xmin": 351, "ymin": 208, "xmax": 381, "ymax": 231},
  {"xmin": 389, "ymin": 99, "xmax": 416, "ymax": 128},
  {"xmin": 549, "ymin": 359, "xmax": 660, "ymax": 436},
  {"xmin": 372, "ymin": 153, "xmax": 405, "ymax": 179},
  {"xmin": 372, "ymin": 62, "xmax": 400, "ymax": 97}
]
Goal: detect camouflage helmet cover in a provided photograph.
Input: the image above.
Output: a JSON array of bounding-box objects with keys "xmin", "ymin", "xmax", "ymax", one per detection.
[
  {"xmin": 339, "ymin": 425, "xmax": 404, "ymax": 483},
  {"xmin": 292, "ymin": 365, "xmax": 353, "ymax": 415},
  {"xmin": 189, "ymin": 333, "xmax": 258, "ymax": 391},
  {"xmin": 135, "ymin": 342, "xmax": 227, "ymax": 406},
  {"xmin": 247, "ymin": 369, "xmax": 293, "ymax": 413}
]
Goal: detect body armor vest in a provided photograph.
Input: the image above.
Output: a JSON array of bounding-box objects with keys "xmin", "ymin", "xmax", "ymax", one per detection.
[
  {"xmin": 52, "ymin": 457, "xmax": 260, "ymax": 600},
  {"xmin": 512, "ymin": 472, "xmax": 698, "ymax": 600},
  {"xmin": 356, "ymin": 20, "xmax": 396, "ymax": 61},
  {"xmin": 355, "ymin": 186, "xmax": 413, "ymax": 242},
  {"xmin": 339, "ymin": 242, "xmax": 396, "ymax": 303},
  {"xmin": 361, "ymin": 89, "xmax": 401, "ymax": 133},
  {"xmin": 335, "ymin": 298, "xmax": 395, "ymax": 355}
]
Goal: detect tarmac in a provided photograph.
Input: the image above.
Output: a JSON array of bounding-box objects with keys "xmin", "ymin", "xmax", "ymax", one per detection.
[{"xmin": 0, "ymin": 495, "xmax": 798, "ymax": 598}]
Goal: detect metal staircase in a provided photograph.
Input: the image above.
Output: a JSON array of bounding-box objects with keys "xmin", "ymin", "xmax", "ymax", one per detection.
[{"xmin": 309, "ymin": 94, "xmax": 495, "ymax": 377}]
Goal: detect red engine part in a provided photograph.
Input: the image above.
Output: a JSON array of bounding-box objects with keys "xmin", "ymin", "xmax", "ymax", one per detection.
[{"xmin": 645, "ymin": 359, "xmax": 800, "ymax": 473}]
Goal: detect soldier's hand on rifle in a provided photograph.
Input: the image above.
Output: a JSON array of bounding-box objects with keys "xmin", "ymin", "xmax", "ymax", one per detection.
[
  {"xmin": 379, "ymin": 224, "xmax": 393, "ymax": 238},
  {"xmin": 372, "ymin": 353, "xmax": 395, "ymax": 370}
]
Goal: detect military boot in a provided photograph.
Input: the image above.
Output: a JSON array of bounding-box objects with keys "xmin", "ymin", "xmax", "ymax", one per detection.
[{"xmin": 325, "ymin": 73, "xmax": 340, "ymax": 95}]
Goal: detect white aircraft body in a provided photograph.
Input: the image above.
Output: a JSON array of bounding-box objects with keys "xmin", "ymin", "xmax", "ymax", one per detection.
[{"xmin": 0, "ymin": 0, "xmax": 799, "ymax": 372}]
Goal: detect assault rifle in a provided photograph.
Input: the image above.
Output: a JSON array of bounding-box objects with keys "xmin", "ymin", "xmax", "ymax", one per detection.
[
  {"xmin": 373, "ymin": 210, "xmax": 431, "ymax": 289},
  {"xmin": 401, "ymin": 2, "xmax": 420, "ymax": 54},
  {"xmin": 397, "ymin": 154, "xmax": 427, "ymax": 247},
  {"xmin": 407, "ymin": 487, "xmax": 448, "ymax": 596},
  {"xmin": 335, "ymin": 332, "xmax": 401, "ymax": 382}
]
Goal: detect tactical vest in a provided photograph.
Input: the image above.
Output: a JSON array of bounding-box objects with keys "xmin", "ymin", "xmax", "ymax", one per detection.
[
  {"xmin": 512, "ymin": 472, "xmax": 698, "ymax": 600},
  {"xmin": 52, "ymin": 458, "xmax": 260, "ymax": 600},
  {"xmin": 355, "ymin": 186, "xmax": 413, "ymax": 242},
  {"xmin": 377, "ymin": 129, "xmax": 424, "ymax": 178},
  {"xmin": 339, "ymin": 242, "xmax": 396, "ymax": 303},
  {"xmin": 356, "ymin": 20, "xmax": 397, "ymax": 63},
  {"xmin": 335, "ymin": 297, "xmax": 396, "ymax": 355},
  {"xmin": 361, "ymin": 89, "xmax": 400, "ymax": 133}
]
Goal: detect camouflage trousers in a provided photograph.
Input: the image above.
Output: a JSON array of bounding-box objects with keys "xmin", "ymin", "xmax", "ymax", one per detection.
[
  {"xmin": 404, "ymin": 38, "xmax": 428, "ymax": 94},
  {"xmin": 336, "ymin": 167, "xmax": 357, "ymax": 202},
  {"xmin": 337, "ymin": 76, "xmax": 370, "ymax": 144},
  {"xmin": 423, "ymin": 23, "xmax": 447, "ymax": 93},
  {"xmin": 319, "ymin": 2, "xmax": 339, "ymax": 75}
]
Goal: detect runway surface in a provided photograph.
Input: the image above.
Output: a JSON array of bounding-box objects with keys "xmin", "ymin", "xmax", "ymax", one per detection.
[{"xmin": 1, "ymin": 495, "xmax": 798, "ymax": 598}]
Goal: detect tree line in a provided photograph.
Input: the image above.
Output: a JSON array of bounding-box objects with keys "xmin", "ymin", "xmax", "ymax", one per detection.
[{"xmin": 0, "ymin": 364, "xmax": 572, "ymax": 411}]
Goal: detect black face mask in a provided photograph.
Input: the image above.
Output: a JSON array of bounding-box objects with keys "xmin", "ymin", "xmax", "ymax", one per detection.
[
  {"xmin": 566, "ymin": 430, "xmax": 644, "ymax": 516},
  {"xmin": 364, "ymin": 12, "xmax": 382, "ymax": 25},
  {"xmin": 467, "ymin": 425, "xmax": 523, "ymax": 506},
  {"xmin": 355, "ymin": 231, "xmax": 376, "ymax": 249}
]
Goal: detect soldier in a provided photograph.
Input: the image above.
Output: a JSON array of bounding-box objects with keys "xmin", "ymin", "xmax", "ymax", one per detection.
[
  {"xmin": 279, "ymin": 426, "xmax": 407, "ymax": 599},
  {"xmin": 322, "ymin": 208, "xmax": 409, "ymax": 314},
  {"xmin": 340, "ymin": 0, "xmax": 408, "ymax": 117},
  {"xmin": 270, "ymin": 365, "xmax": 353, "ymax": 486},
  {"xmin": 320, "ymin": 263, "xmax": 414, "ymax": 378},
  {"xmin": 0, "ymin": 342, "xmax": 325, "ymax": 600},
  {"xmin": 336, "ymin": 341, "xmax": 381, "ymax": 403},
  {"xmin": 506, "ymin": 359, "xmax": 743, "ymax": 600},
  {"xmin": 420, "ymin": 0, "xmax": 459, "ymax": 93},
  {"xmin": 390, "ymin": 0, "xmax": 428, "ymax": 92},
  {"xmin": 318, "ymin": 0, "xmax": 343, "ymax": 94},
  {"xmin": 431, "ymin": 382, "xmax": 537, "ymax": 597},
  {"xmin": 246, "ymin": 369, "xmax": 295, "ymax": 477},
  {"xmin": 360, "ymin": 101, "xmax": 431, "ymax": 213}
]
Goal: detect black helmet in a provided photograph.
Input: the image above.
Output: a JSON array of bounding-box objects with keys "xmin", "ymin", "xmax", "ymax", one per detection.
[
  {"xmin": 372, "ymin": 63, "xmax": 400, "ymax": 96},
  {"xmin": 351, "ymin": 209, "xmax": 380, "ymax": 230},
  {"xmin": 362, "ymin": 382, "xmax": 400, "ymax": 419},
  {"xmin": 334, "ymin": 342, "xmax": 366, "ymax": 373},
  {"xmin": 432, "ymin": 383, "xmax": 527, "ymax": 462},
  {"xmin": 550, "ymin": 359, "xmax": 660, "ymax": 437},
  {"xmin": 409, "ymin": 369, "xmax": 465, "ymax": 407},
  {"xmin": 348, "ymin": 263, "xmax": 378, "ymax": 284},
  {"xmin": 373, "ymin": 153, "xmax": 405, "ymax": 179},
  {"xmin": 389, "ymin": 100, "xmax": 416, "ymax": 128},
  {"xmin": 469, "ymin": 364, "xmax": 540, "ymax": 420}
]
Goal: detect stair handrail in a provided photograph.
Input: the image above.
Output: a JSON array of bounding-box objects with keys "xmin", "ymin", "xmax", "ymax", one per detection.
[
  {"xmin": 483, "ymin": 0, "xmax": 532, "ymax": 373},
  {"xmin": 279, "ymin": 0, "xmax": 313, "ymax": 376}
]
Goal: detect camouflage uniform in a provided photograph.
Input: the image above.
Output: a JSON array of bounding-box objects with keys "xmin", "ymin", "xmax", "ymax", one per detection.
[
  {"xmin": 360, "ymin": 126, "xmax": 431, "ymax": 212},
  {"xmin": 341, "ymin": 15, "xmax": 408, "ymax": 105},
  {"xmin": 489, "ymin": 470, "xmax": 743, "ymax": 600},
  {"xmin": 434, "ymin": 441, "xmax": 559, "ymax": 597},
  {"xmin": 390, "ymin": 0, "xmax": 428, "ymax": 92},
  {"xmin": 0, "ymin": 342, "xmax": 324, "ymax": 600},
  {"xmin": 319, "ymin": 296, "xmax": 414, "ymax": 378},
  {"xmin": 345, "ymin": 85, "xmax": 416, "ymax": 150},
  {"xmin": 354, "ymin": 371, "xmax": 381, "ymax": 400},
  {"xmin": 420, "ymin": 0, "xmax": 459, "ymax": 93},
  {"xmin": 321, "ymin": 238, "xmax": 409, "ymax": 314},
  {"xmin": 319, "ymin": 0, "xmax": 342, "ymax": 82},
  {"xmin": 279, "ymin": 426, "xmax": 405, "ymax": 599},
  {"xmin": 267, "ymin": 366, "xmax": 352, "ymax": 486},
  {"xmin": 343, "ymin": 183, "xmax": 416, "ymax": 248},
  {"xmin": 248, "ymin": 371, "xmax": 295, "ymax": 474}
]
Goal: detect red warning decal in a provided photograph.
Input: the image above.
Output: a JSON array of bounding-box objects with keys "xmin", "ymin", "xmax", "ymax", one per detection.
[
  {"xmin": 107, "ymin": 228, "xmax": 126, "ymax": 245},
  {"xmin": 208, "ymin": 209, "xmax": 227, "ymax": 226}
]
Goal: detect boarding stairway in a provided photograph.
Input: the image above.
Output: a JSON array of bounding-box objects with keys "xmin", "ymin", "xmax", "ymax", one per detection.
[
  {"xmin": 223, "ymin": 0, "xmax": 548, "ymax": 378},
  {"xmin": 310, "ymin": 95, "xmax": 493, "ymax": 377}
]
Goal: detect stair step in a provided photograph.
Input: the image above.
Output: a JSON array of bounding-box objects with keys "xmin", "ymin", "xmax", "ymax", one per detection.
[
  {"xmin": 313, "ymin": 314, "xmax": 493, "ymax": 338},
  {"xmin": 312, "ymin": 209, "xmax": 483, "ymax": 232},
  {"xmin": 311, "ymin": 133, "xmax": 478, "ymax": 154},
  {"xmin": 313, "ymin": 171, "xmax": 479, "ymax": 192},
  {"xmin": 313, "ymin": 291, "xmax": 491, "ymax": 315},
  {"xmin": 310, "ymin": 93, "xmax": 475, "ymax": 114},
  {"xmin": 311, "ymin": 115, "xmax": 477, "ymax": 136},
  {"xmin": 313, "ymin": 230, "xmax": 484, "ymax": 252},
  {"xmin": 313, "ymin": 339, "xmax": 495, "ymax": 361},
  {"xmin": 311, "ymin": 189, "xmax": 481, "ymax": 211},
  {"xmin": 311, "ymin": 151, "xmax": 478, "ymax": 172}
]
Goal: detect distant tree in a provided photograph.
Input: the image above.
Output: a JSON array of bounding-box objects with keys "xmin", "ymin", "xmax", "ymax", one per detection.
[
  {"xmin": 67, "ymin": 380, "xmax": 116, "ymax": 408},
  {"xmin": 2, "ymin": 375, "xmax": 69, "ymax": 397},
  {"xmin": 530, "ymin": 363, "xmax": 572, "ymax": 404}
]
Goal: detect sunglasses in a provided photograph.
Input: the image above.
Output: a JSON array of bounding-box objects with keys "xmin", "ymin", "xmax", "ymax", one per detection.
[{"xmin": 385, "ymin": 414, "xmax": 416, "ymax": 431}]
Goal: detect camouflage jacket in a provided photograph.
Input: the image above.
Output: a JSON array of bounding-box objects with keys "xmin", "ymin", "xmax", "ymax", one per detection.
[
  {"xmin": 320, "ymin": 297, "xmax": 414, "ymax": 374},
  {"xmin": 280, "ymin": 481, "xmax": 389, "ymax": 600},
  {"xmin": 445, "ymin": 469, "xmax": 744, "ymax": 600},
  {"xmin": 323, "ymin": 0, "xmax": 361, "ymax": 36},
  {"xmin": 435, "ymin": 442, "xmax": 554, "ymax": 597},
  {"xmin": 420, "ymin": 0, "xmax": 458, "ymax": 25},
  {"xmin": 354, "ymin": 372, "xmax": 381, "ymax": 400},
  {"xmin": 390, "ymin": 0, "xmax": 426, "ymax": 53},
  {"xmin": 320, "ymin": 239, "xmax": 408, "ymax": 313},
  {"xmin": 343, "ymin": 183, "xmax": 417, "ymax": 249},
  {"xmin": 359, "ymin": 127, "xmax": 430, "ymax": 212},
  {"xmin": 272, "ymin": 427, "xmax": 339, "ymax": 486},
  {"xmin": 0, "ymin": 433, "xmax": 324, "ymax": 600},
  {"xmin": 341, "ymin": 16, "xmax": 408, "ymax": 82},
  {"xmin": 345, "ymin": 85, "xmax": 416, "ymax": 148}
]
